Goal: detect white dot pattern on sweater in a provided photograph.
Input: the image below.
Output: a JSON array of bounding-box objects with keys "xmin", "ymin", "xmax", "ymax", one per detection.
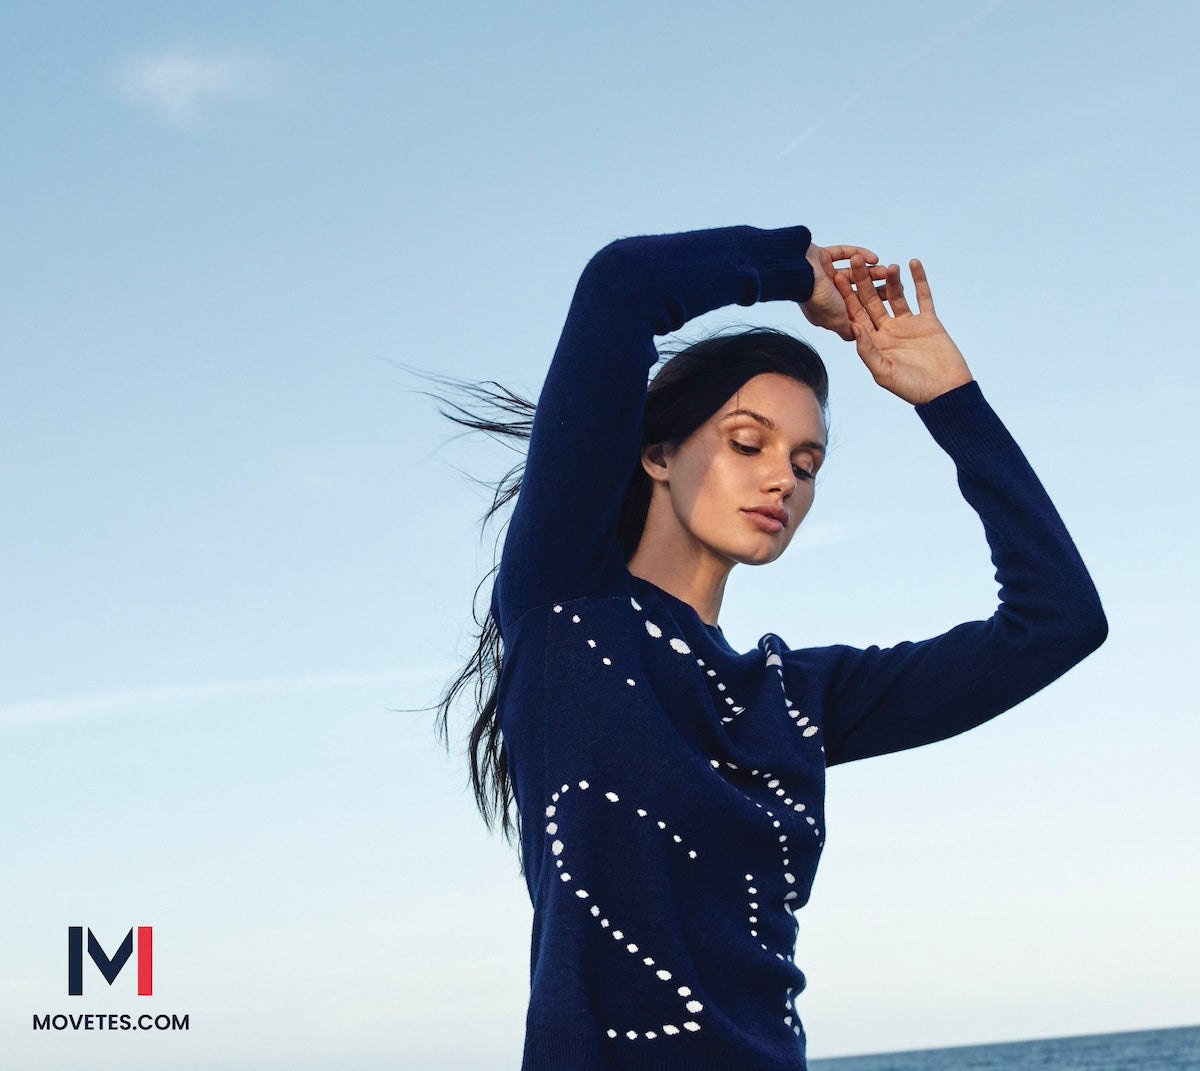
[
  {"xmin": 545, "ymin": 777, "xmax": 703, "ymax": 1041},
  {"xmin": 550, "ymin": 596, "xmax": 822, "ymax": 1046},
  {"xmin": 637, "ymin": 596, "xmax": 754, "ymax": 720},
  {"xmin": 763, "ymin": 636, "xmax": 824, "ymax": 747}
]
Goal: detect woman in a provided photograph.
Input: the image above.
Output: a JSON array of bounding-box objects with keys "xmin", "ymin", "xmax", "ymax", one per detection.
[{"xmin": 434, "ymin": 224, "xmax": 1107, "ymax": 1069}]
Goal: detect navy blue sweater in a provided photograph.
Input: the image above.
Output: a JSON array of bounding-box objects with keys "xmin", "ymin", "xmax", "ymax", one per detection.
[{"xmin": 491, "ymin": 226, "xmax": 1107, "ymax": 1070}]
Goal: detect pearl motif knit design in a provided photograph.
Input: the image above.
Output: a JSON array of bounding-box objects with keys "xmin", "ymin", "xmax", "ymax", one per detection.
[
  {"xmin": 545, "ymin": 777, "xmax": 705, "ymax": 1040},
  {"xmin": 550, "ymin": 597, "xmax": 825, "ymax": 1047}
]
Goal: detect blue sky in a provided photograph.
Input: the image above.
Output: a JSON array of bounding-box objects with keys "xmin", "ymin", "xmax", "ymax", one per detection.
[{"xmin": 2, "ymin": 2, "xmax": 1197, "ymax": 1066}]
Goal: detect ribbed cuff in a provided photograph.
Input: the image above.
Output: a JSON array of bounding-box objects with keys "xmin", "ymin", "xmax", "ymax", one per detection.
[
  {"xmin": 915, "ymin": 380, "xmax": 1021, "ymax": 462},
  {"xmin": 754, "ymin": 225, "xmax": 814, "ymax": 305}
]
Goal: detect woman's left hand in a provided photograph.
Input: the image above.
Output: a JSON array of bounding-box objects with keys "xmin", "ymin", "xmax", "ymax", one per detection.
[{"xmin": 834, "ymin": 256, "xmax": 974, "ymax": 406}]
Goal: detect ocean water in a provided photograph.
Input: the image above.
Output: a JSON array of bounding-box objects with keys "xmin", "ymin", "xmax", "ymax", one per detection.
[{"xmin": 808, "ymin": 1024, "xmax": 1200, "ymax": 1070}]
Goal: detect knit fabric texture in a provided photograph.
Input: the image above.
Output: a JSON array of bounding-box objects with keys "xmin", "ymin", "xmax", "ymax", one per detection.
[{"xmin": 490, "ymin": 226, "xmax": 1107, "ymax": 1070}]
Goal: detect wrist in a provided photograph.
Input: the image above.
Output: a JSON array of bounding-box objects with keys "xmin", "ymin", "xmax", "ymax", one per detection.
[
  {"xmin": 756, "ymin": 226, "xmax": 815, "ymax": 304},
  {"xmin": 914, "ymin": 373, "xmax": 976, "ymax": 409}
]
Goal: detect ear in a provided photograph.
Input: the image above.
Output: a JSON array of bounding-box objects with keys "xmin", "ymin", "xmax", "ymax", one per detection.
[{"xmin": 640, "ymin": 442, "xmax": 672, "ymax": 484}]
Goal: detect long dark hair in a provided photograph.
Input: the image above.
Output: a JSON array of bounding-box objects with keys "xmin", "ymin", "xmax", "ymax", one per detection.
[{"xmin": 409, "ymin": 328, "xmax": 828, "ymax": 849}]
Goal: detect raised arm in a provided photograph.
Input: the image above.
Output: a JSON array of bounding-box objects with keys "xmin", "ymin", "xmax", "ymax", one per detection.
[
  {"xmin": 492, "ymin": 226, "xmax": 875, "ymax": 629},
  {"xmin": 802, "ymin": 259, "xmax": 1108, "ymax": 764}
]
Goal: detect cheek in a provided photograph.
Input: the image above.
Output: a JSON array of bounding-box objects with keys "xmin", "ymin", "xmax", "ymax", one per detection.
[
  {"xmin": 666, "ymin": 455, "xmax": 718, "ymax": 527},
  {"xmin": 678, "ymin": 447, "xmax": 728, "ymax": 508},
  {"xmin": 787, "ymin": 485, "xmax": 817, "ymax": 532}
]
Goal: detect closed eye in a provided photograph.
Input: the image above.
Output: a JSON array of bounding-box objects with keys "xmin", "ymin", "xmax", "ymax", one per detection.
[{"xmin": 730, "ymin": 440, "xmax": 815, "ymax": 481}]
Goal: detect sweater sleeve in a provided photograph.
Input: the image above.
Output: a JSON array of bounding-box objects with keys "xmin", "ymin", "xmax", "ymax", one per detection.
[
  {"xmin": 492, "ymin": 225, "xmax": 816, "ymax": 630},
  {"xmin": 812, "ymin": 380, "xmax": 1108, "ymax": 767}
]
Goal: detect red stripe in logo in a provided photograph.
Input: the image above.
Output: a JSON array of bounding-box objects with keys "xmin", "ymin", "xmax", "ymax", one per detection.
[{"xmin": 137, "ymin": 927, "xmax": 153, "ymax": 996}]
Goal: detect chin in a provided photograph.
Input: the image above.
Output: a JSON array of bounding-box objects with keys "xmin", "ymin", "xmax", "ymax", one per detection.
[{"xmin": 730, "ymin": 542, "xmax": 788, "ymax": 567}]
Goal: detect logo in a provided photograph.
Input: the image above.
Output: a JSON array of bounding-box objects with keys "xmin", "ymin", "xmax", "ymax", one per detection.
[
  {"xmin": 33, "ymin": 924, "xmax": 188, "ymax": 1035},
  {"xmin": 67, "ymin": 926, "xmax": 153, "ymax": 996}
]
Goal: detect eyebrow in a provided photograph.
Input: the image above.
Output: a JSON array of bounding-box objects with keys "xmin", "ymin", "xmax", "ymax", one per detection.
[{"xmin": 720, "ymin": 408, "xmax": 827, "ymax": 454}]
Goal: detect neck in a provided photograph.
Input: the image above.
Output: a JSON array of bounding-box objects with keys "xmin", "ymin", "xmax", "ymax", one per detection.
[{"xmin": 626, "ymin": 512, "xmax": 733, "ymax": 628}]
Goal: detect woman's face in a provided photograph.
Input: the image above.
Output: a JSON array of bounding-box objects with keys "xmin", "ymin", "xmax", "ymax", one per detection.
[{"xmin": 645, "ymin": 373, "xmax": 827, "ymax": 568}]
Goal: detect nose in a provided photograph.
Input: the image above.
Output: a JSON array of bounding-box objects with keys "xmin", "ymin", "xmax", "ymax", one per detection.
[{"xmin": 763, "ymin": 455, "xmax": 795, "ymax": 498}]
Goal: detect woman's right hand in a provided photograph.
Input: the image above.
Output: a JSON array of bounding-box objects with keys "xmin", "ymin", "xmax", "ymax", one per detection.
[{"xmin": 801, "ymin": 243, "xmax": 884, "ymax": 341}]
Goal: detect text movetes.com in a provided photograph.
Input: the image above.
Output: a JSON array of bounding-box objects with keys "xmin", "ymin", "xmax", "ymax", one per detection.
[{"xmin": 33, "ymin": 1012, "xmax": 189, "ymax": 1032}]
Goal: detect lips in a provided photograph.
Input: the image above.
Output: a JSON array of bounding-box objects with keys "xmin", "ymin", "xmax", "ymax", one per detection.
[
  {"xmin": 744, "ymin": 504, "xmax": 788, "ymax": 525},
  {"xmin": 742, "ymin": 505, "xmax": 788, "ymax": 533}
]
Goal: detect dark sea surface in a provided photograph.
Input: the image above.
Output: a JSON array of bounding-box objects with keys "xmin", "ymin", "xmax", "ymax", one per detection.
[{"xmin": 808, "ymin": 1024, "xmax": 1200, "ymax": 1070}]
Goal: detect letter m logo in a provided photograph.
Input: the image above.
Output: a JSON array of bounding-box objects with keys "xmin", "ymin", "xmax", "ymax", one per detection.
[{"xmin": 68, "ymin": 926, "xmax": 153, "ymax": 996}]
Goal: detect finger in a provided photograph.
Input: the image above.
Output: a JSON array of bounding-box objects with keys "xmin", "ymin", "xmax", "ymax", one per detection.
[
  {"xmin": 835, "ymin": 266, "xmax": 873, "ymax": 316},
  {"xmin": 836, "ymin": 263, "xmax": 886, "ymax": 325},
  {"xmin": 834, "ymin": 263, "xmax": 888, "ymax": 282},
  {"xmin": 841, "ymin": 276, "xmax": 890, "ymax": 302},
  {"xmin": 884, "ymin": 263, "xmax": 911, "ymax": 316},
  {"xmin": 824, "ymin": 245, "xmax": 878, "ymax": 264},
  {"xmin": 833, "ymin": 270, "xmax": 878, "ymax": 336},
  {"xmin": 832, "ymin": 269, "xmax": 862, "ymax": 313},
  {"xmin": 850, "ymin": 254, "xmax": 889, "ymax": 328},
  {"xmin": 849, "ymin": 323, "xmax": 885, "ymax": 378},
  {"xmin": 910, "ymin": 258, "xmax": 936, "ymax": 316}
]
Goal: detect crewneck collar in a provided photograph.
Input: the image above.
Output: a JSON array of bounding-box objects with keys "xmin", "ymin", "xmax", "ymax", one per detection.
[{"xmin": 627, "ymin": 572, "xmax": 731, "ymax": 645}]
